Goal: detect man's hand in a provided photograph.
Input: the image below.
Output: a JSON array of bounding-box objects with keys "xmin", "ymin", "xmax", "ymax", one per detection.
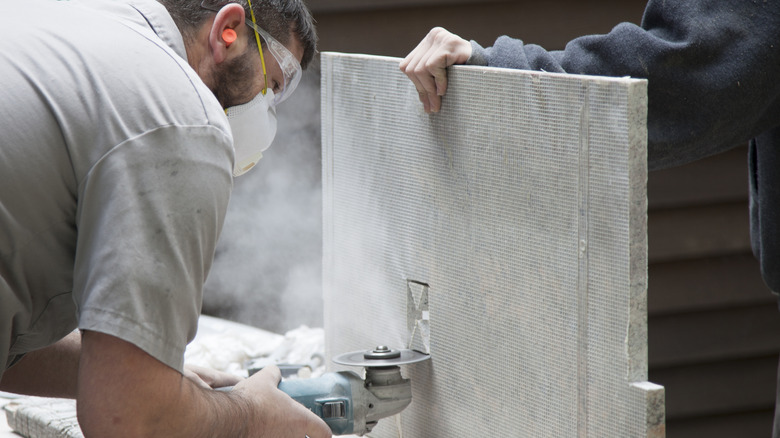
[
  {"xmin": 233, "ymin": 366, "xmax": 332, "ymax": 438},
  {"xmin": 400, "ymin": 27, "xmax": 472, "ymax": 113}
]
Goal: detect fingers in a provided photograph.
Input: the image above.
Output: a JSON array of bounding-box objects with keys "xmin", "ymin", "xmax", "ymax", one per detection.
[
  {"xmin": 401, "ymin": 33, "xmax": 439, "ymax": 113},
  {"xmin": 261, "ymin": 366, "xmax": 331, "ymax": 437},
  {"xmin": 254, "ymin": 364, "xmax": 282, "ymax": 386},
  {"xmin": 235, "ymin": 365, "xmax": 331, "ymax": 437},
  {"xmin": 209, "ymin": 371, "xmax": 241, "ymax": 388},
  {"xmin": 400, "ymin": 27, "xmax": 472, "ymax": 113},
  {"xmin": 183, "ymin": 364, "xmax": 242, "ymax": 389},
  {"xmin": 295, "ymin": 401, "xmax": 332, "ymax": 438},
  {"xmin": 273, "ymin": 386, "xmax": 331, "ymax": 438},
  {"xmin": 183, "ymin": 366, "xmax": 211, "ymax": 389}
]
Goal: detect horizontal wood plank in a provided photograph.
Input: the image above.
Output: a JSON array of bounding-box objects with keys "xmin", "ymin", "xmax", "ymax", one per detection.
[
  {"xmin": 649, "ymin": 304, "xmax": 780, "ymax": 368},
  {"xmin": 648, "ymin": 253, "xmax": 774, "ymax": 315},
  {"xmin": 648, "ymin": 145, "xmax": 749, "ymax": 210},
  {"xmin": 306, "ymin": 0, "xmax": 482, "ymax": 13},
  {"xmin": 667, "ymin": 409, "xmax": 775, "ymax": 438},
  {"xmin": 313, "ymin": 0, "xmax": 647, "ymax": 57},
  {"xmin": 648, "ymin": 201, "xmax": 751, "ymax": 263},
  {"xmin": 650, "ymin": 355, "xmax": 778, "ymax": 419}
]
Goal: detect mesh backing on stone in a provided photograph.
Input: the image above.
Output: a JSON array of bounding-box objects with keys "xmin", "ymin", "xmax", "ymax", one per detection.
[{"xmin": 322, "ymin": 53, "xmax": 662, "ymax": 437}]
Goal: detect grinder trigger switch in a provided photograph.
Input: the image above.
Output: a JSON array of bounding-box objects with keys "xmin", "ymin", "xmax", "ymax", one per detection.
[{"xmin": 322, "ymin": 400, "xmax": 346, "ymax": 418}]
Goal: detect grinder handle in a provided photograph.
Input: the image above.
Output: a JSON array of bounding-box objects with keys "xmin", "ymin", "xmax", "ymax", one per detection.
[
  {"xmin": 215, "ymin": 371, "xmax": 362, "ymax": 435},
  {"xmin": 278, "ymin": 371, "xmax": 360, "ymax": 436}
]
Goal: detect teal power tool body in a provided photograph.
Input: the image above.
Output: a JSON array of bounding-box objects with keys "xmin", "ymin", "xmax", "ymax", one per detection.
[{"xmin": 278, "ymin": 346, "xmax": 429, "ymax": 436}]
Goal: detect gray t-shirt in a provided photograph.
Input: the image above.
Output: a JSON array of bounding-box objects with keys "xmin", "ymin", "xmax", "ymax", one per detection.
[{"xmin": 0, "ymin": 0, "xmax": 234, "ymax": 374}]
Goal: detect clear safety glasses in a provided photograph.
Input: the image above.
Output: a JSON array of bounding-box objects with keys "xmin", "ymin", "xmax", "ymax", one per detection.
[
  {"xmin": 244, "ymin": 0, "xmax": 301, "ymax": 105},
  {"xmin": 201, "ymin": 1, "xmax": 302, "ymax": 106}
]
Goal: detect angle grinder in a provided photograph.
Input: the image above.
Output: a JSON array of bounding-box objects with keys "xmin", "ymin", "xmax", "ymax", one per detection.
[{"xmin": 276, "ymin": 346, "xmax": 429, "ymax": 436}]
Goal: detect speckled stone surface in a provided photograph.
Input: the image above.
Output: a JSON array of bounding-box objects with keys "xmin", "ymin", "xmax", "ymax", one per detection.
[{"xmin": 322, "ymin": 53, "xmax": 663, "ymax": 437}]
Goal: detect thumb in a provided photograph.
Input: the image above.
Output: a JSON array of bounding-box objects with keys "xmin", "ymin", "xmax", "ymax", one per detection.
[{"xmin": 257, "ymin": 364, "xmax": 282, "ymax": 387}]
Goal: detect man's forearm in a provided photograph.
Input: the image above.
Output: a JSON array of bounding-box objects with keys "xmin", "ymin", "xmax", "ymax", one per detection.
[
  {"xmin": 129, "ymin": 372, "xmax": 256, "ymax": 437},
  {"xmin": 177, "ymin": 376, "xmax": 258, "ymax": 437},
  {"xmin": 77, "ymin": 330, "xmax": 330, "ymax": 438},
  {"xmin": 0, "ymin": 330, "xmax": 81, "ymax": 398}
]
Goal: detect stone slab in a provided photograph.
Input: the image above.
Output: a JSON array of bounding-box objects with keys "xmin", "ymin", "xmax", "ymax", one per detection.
[{"xmin": 321, "ymin": 52, "xmax": 662, "ymax": 437}]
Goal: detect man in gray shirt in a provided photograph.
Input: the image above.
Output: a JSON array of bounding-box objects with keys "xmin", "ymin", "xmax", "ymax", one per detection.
[{"xmin": 0, "ymin": 0, "xmax": 329, "ymax": 436}]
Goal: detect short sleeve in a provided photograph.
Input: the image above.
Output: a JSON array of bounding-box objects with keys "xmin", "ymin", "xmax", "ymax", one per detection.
[{"xmin": 73, "ymin": 124, "xmax": 233, "ymax": 372}]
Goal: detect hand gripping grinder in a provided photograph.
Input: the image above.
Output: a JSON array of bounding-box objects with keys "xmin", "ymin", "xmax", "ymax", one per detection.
[{"xmin": 278, "ymin": 346, "xmax": 430, "ymax": 436}]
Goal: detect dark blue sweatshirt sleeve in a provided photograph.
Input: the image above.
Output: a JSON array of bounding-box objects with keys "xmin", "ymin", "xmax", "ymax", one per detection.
[{"xmin": 468, "ymin": 0, "xmax": 780, "ymax": 171}]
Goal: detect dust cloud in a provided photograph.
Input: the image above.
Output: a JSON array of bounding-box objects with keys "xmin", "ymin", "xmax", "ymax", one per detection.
[{"xmin": 202, "ymin": 61, "xmax": 324, "ymax": 334}]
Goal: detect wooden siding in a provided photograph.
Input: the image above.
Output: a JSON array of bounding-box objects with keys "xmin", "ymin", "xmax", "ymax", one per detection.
[
  {"xmin": 310, "ymin": 1, "xmax": 780, "ymax": 436},
  {"xmin": 311, "ymin": 0, "xmax": 648, "ymax": 59},
  {"xmin": 648, "ymin": 145, "xmax": 780, "ymax": 437}
]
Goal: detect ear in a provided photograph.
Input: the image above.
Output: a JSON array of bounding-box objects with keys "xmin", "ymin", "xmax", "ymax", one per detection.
[{"xmin": 208, "ymin": 3, "xmax": 246, "ymax": 65}]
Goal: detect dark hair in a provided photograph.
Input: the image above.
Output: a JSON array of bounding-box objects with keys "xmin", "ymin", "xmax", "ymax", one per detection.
[{"xmin": 159, "ymin": 0, "xmax": 317, "ymax": 69}]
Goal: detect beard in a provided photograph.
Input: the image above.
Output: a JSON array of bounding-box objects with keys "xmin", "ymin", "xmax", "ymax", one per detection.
[{"xmin": 210, "ymin": 47, "xmax": 259, "ymax": 109}]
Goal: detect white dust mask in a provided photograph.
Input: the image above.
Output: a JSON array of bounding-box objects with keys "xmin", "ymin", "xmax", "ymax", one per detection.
[{"xmin": 225, "ymin": 90, "xmax": 277, "ymax": 177}]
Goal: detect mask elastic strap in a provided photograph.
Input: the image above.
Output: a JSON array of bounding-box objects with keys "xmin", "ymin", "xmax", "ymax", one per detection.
[{"xmin": 246, "ymin": 0, "xmax": 269, "ymax": 95}]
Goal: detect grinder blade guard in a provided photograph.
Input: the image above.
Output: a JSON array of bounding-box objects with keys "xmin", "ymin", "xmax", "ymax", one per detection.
[{"xmin": 334, "ymin": 346, "xmax": 430, "ymax": 435}]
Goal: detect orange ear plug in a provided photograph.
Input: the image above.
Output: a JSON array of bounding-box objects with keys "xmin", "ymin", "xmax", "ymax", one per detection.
[{"xmin": 223, "ymin": 29, "xmax": 237, "ymax": 46}]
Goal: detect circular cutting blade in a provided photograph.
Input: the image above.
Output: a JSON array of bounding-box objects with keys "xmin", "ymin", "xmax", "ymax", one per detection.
[{"xmin": 332, "ymin": 348, "xmax": 430, "ymax": 367}]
